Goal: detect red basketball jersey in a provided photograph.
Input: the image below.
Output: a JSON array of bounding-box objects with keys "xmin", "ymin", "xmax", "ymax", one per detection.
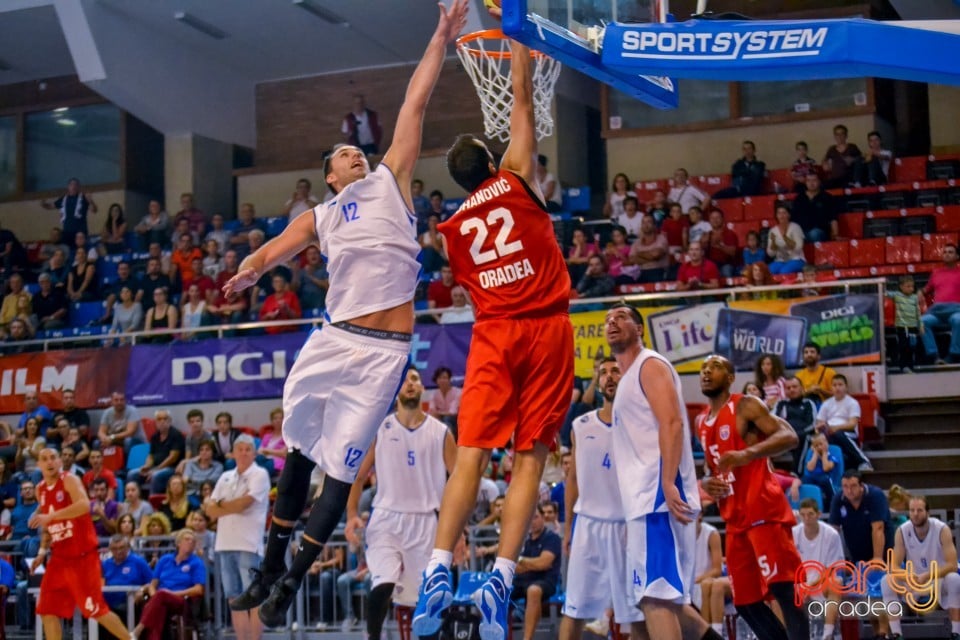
[
  {"xmin": 438, "ymin": 171, "xmax": 570, "ymax": 321},
  {"xmin": 697, "ymin": 394, "xmax": 795, "ymax": 533},
  {"xmin": 37, "ymin": 472, "xmax": 99, "ymax": 557}
]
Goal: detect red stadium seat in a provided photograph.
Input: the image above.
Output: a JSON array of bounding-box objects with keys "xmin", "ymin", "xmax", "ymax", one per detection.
[
  {"xmin": 935, "ymin": 205, "xmax": 960, "ymax": 232},
  {"xmin": 149, "ymin": 494, "xmax": 166, "ymax": 511},
  {"xmin": 141, "ymin": 417, "xmax": 156, "ymax": 441},
  {"xmin": 892, "ymin": 156, "xmax": 927, "ymax": 183},
  {"xmin": 883, "ymin": 297, "xmax": 896, "ymax": 328},
  {"xmin": 726, "ymin": 221, "xmax": 761, "ymax": 241},
  {"xmin": 922, "ymin": 232, "xmax": 959, "ymax": 262},
  {"xmin": 848, "ymin": 239, "xmax": 885, "ymax": 267},
  {"xmin": 837, "ymin": 212, "xmax": 864, "ymax": 239},
  {"xmin": 258, "ymin": 424, "xmax": 275, "ymax": 438},
  {"xmin": 713, "ymin": 198, "xmax": 744, "ymax": 221},
  {"xmin": 766, "ymin": 168, "xmax": 794, "ymax": 192},
  {"xmin": 814, "ymin": 241, "xmax": 850, "ymax": 268},
  {"xmin": 885, "ymin": 236, "xmax": 922, "ymax": 264},
  {"xmin": 695, "ymin": 173, "xmax": 732, "ymax": 193},
  {"xmin": 237, "ymin": 426, "xmax": 258, "ymax": 437},
  {"xmin": 852, "ymin": 393, "xmax": 881, "ymax": 445},
  {"xmin": 634, "ymin": 179, "xmax": 669, "ymax": 203},
  {"xmin": 742, "ymin": 195, "xmax": 778, "ymax": 221}
]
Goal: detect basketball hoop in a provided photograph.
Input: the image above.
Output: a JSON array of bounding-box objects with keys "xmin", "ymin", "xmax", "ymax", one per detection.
[{"xmin": 456, "ymin": 29, "xmax": 562, "ymax": 142}]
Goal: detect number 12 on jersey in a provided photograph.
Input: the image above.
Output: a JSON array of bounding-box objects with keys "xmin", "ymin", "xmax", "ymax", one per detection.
[{"xmin": 459, "ymin": 207, "xmax": 524, "ymax": 265}]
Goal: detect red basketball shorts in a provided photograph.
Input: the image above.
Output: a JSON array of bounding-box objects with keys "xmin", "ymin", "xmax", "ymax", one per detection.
[
  {"xmin": 36, "ymin": 550, "xmax": 110, "ymax": 619},
  {"xmin": 726, "ymin": 522, "xmax": 802, "ymax": 606},
  {"xmin": 457, "ymin": 314, "xmax": 573, "ymax": 451}
]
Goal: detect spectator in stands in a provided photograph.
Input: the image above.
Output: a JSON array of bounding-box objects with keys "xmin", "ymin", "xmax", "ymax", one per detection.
[
  {"xmin": 822, "ymin": 124, "xmax": 862, "ymax": 189},
  {"xmin": 792, "ymin": 174, "xmax": 838, "ymax": 243},
  {"xmin": 342, "ymin": 94, "xmax": 382, "ymax": 155},
  {"xmin": 297, "ymin": 246, "xmax": 328, "ymax": 312},
  {"xmin": 211, "ymin": 411, "xmax": 241, "ymax": 466},
  {"xmin": 0, "ymin": 319, "xmax": 33, "ymax": 353},
  {"xmin": 133, "ymin": 529, "xmax": 206, "ymax": 640},
  {"xmin": 259, "ymin": 272, "xmax": 302, "ymax": 334},
  {"xmin": 135, "ymin": 200, "xmax": 170, "ymax": 250},
  {"xmin": 829, "ymin": 470, "xmax": 893, "ymax": 564},
  {"xmin": 73, "ymin": 230, "xmax": 100, "ymax": 264},
  {"xmin": 66, "ymin": 248, "xmax": 97, "ymax": 302},
  {"xmin": 130, "ymin": 410, "xmax": 185, "ymax": 495},
  {"xmin": 741, "ymin": 230, "xmax": 765, "ymax": 268},
  {"xmin": 143, "ymin": 287, "xmax": 178, "ymax": 343},
  {"xmin": 187, "ymin": 510, "xmax": 216, "ymax": 560},
  {"xmin": 411, "ymin": 179, "xmax": 430, "ymax": 225},
  {"xmin": 100, "ymin": 261, "xmax": 139, "ymax": 324},
  {"xmin": 83, "ymin": 449, "xmax": 118, "ymax": 500},
  {"xmin": 420, "ymin": 214, "xmax": 445, "ymax": 274},
  {"xmin": 0, "ymin": 459, "xmax": 15, "ymax": 509},
  {"xmin": 661, "ymin": 203, "xmax": 689, "ymax": 265},
  {"xmin": 43, "ymin": 248, "xmax": 70, "ymax": 289},
  {"xmin": 208, "ymin": 250, "xmax": 247, "ymax": 328},
  {"xmin": 713, "ymin": 140, "xmax": 766, "ymax": 198},
  {"xmin": 258, "ymin": 408, "xmax": 286, "ymax": 476},
  {"xmin": 427, "ymin": 264, "xmax": 456, "ymax": 314},
  {"xmin": 0, "ymin": 221, "xmax": 27, "ymax": 274},
  {"xmin": 755, "ymin": 354, "xmax": 787, "ymax": 409},
  {"xmin": 137, "ymin": 258, "xmax": 171, "ymax": 312},
  {"xmin": 921, "ymin": 243, "xmax": 960, "ymax": 364},
  {"xmin": 705, "ymin": 208, "xmax": 739, "ymax": 278},
  {"xmin": 177, "ymin": 283, "xmax": 207, "ymax": 339},
  {"xmin": 119, "ymin": 480, "xmax": 154, "ymax": 526},
  {"xmin": 98, "ymin": 390, "xmax": 146, "ymax": 456},
  {"xmin": 575, "ymin": 254, "xmax": 615, "ymax": 298},
  {"xmin": 801, "ymin": 432, "xmax": 838, "ymax": 506},
  {"xmin": 117, "ymin": 512, "xmax": 138, "ymax": 539},
  {"xmin": 603, "ymin": 226, "xmax": 637, "ymax": 285},
  {"xmin": 796, "ymin": 341, "xmax": 836, "ymax": 404},
  {"xmin": 60, "ymin": 446, "xmax": 84, "ymax": 476},
  {"xmin": 668, "ymin": 168, "xmax": 710, "ymax": 213},
  {"xmin": 108, "ymin": 286, "xmax": 144, "ymax": 342},
  {"xmin": 1, "ymin": 273, "xmax": 28, "ymax": 330},
  {"xmin": 102, "ymin": 534, "xmax": 153, "ymax": 624},
  {"xmin": 18, "ymin": 390, "xmax": 52, "ymax": 436},
  {"xmin": 102, "ymin": 203, "xmax": 128, "ymax": 254},
  {"xmin": 40, "ymin": 178, "xmax": 98, "ymax": 246},
  {"xmin": 201, "ymin": 239, "xmax": 224, "ymax": 281},
  {"xmin": 336, "ymin": 518, "xmax": 371, "ymax": 632},
  {"xmin": 566, "ymin": 228, "xmax": 599, "ymax": 283},
  {"xmin": 147, "ymin": 241, "xmax": 172, "ymax": 274},
  {"xmin": 174, "ymin": 193, "xmax": 206, "ymax": 236},
  {"xmin": 15, "ymin": 417, "xmax": 45, "ymax": 481},
  {"xmin": 858, "ymin": 130, "xmax": 892, "ymax": 186},
  {"xmin": 646, "ymin": 189, "xmax": 669, "ymax": 224},
  {"xmin": 230, "ymin": 203, "xmax": 264, "ymax": 260},
  {"xmin": 283, "ymin": 178, "xmax": 318, "ymax": 222},
  {"xmin": 618, "ymin": 196, "xmax": 643, "ymax": 239},
  {"xmin": 603, "ymin": 172, "xmax": 633, "ymax": 221},
  {"xmin": 183, "ymin": 440, "xmax": 224, "ymax": 497},
  {"xmin": 39, "ymin": 227, "xmax": 70, "ymax": 265},
  {"xmin": 427, "ymin": 190, "xmax": 446, "ymax": 221},
  {"xmin": 90, "ymin": 476, "xmax": 120, "ymax": 536},
  {"xmin": 687, "ymin": 205, "xmax": 711, "ymax": 247},
  {"xmin": 790, "ymin": 141, "xmax": 819, "ymax": 193},
  {"xmin": 888, "ymin": 274, "xmax": 923, "ymax": 371},
  {"xmin": 535, "ymin": 155, "xmax": 563, "ymax": 212},
  {"xmin": 59, "ymin": 388, "xmax": 91, "ymax": 443},
  {"xmin": 628, "ymin": 214, "xmax": 669, "ymax": 283},
  {"xmin": 159, "ymin": 473, "xmax": 196, "ymax": 531},
  {"xmin": 540, "ymin": 500, "xmax": 561, "ymax": 536},
  {"xmin": 59, "ymin": 425, "xmax": 89, "ymax": 465},
  {"xmin": 510, "ymin": 504, "xmax": 562, "ymax": 640},
  {"xmin": 766, "ymin": 204, "xmax": 806, "ymax": 275},
  {"xmin": 817, "ymin": 374, "xmax": 871, "ymax": 471},
  {"xmin": 13, "ymin": 292, "xmax": 35, "ymax": 336},
  {"xmin": 205, "ymin": 213, "xmax": 230, "ymax": 256},
  {"xmin": 439, "ymin": 285, "xmax": 475, "ymax": 324},
  {"xmin": 774, "ymin": 377, "xmax": 817, "ymax": 472},
  {"xmin": 10, "ymin": 479, "xmax": 38, "ymax": 541},
  {"xmin": 430, "ymin": 367, "xmax": 461, "ymax": 431},
  {"xmin": 137, "ymin": 512, "xmax": 174, "ymax": 568},
  {"xmin": 170, "ymin": 232, "xmax": 202, "ymax": 287},
  {"xmin": 676, "ymin": 241, "xmax": 720, "ymax": 291},
  {"xmin": 793, "ymin": 498, "xmax": 844, "ymax": 640},
  {"xmin": 177, "ymin": 409, "xmax": 207, "ymax": 471}
]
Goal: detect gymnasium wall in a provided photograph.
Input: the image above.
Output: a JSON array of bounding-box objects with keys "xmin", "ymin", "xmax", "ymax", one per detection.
[{"xmin": 928, "ymin": 84, "xmax": 960, "ymax": 152}]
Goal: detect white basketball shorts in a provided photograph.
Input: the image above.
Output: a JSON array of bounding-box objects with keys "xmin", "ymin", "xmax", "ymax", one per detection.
[
  {"xmin": 563, "ymin": 514, "xmax": 644, "ymax": 623},
  {"xmin": 626, "ymin": 510, "xmax": 699, "ymax": 607},
  {"xmin": 365, "ymin": 508, "xmax": 437, "ymax": 606},
  {"xmin": 281, "ymin": 322, "xmax": 410, "ymax": 483}
]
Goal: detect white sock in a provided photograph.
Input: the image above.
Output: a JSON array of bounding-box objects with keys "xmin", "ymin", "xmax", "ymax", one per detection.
[
  {"xmin": 711, "ymin": 622, "xmax": 724, "ymax": 633},
  {"xmin": 821, "ymin": 623, "xmax": 834, "ymax": 639},
  {"xmin": 952, "ymin": 620, "xmax": 960, "ymax": 635},
  {"xmin": 425, "ymin": 549, "xmax": 453, "ymax": 574},
  {"xmin": 492, "ymin": 557, "xmax": 517, "ymax": 589},
  {"xmin": 889, "ymin": 618, "xmax": 902, "ymax": 635}
]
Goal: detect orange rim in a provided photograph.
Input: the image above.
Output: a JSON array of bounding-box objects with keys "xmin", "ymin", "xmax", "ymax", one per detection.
[{"xmin": 456, "ymin": 29, "xmax": 547, "ymax": 59}]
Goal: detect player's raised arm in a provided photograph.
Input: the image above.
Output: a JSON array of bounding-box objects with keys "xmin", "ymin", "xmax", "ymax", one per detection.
[
  {"xmin": 720, "ymin": 395, "xmax": 799, "ymax": 471},
  {"xmin": 223, "ymin": 212, "xmax": 317, "ymax": 297},
  {"xmin": 499, "ymin": 38, "xmax": 540, "ymax": 191},
  {"xmin": 382, "ymin": 0, "xmax": 469, "ymax": 205}
]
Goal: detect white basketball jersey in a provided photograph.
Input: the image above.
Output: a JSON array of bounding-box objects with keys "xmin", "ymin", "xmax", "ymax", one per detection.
[
  {"xmin": 611, "ymin": 348, "xmax": 700, "ymax": 520},
  {"xmin": 371, "ymin": 413, "xmax": 448, "ymax": 514},
  {"xmin": 901, "ymin": 517, "xmax": 948, "ymax": 572},
  {"xmin": 313, "ymin": 163, "xmax": 421, "ymax": 323},
  {"xmin": 792, "ymin": 522, "xmax": 845, "ymax": 567},
  {"xmin": 694, "ymin": 521, "xmax": 718, "ymax": 579},
  {"xmin": 572, "ymin": 410, "xmax": 624, "ymax": 521}
]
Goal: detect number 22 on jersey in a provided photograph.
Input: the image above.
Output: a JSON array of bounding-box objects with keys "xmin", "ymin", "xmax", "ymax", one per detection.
[{"xmin": 459, "ymin": 207, "xmax": 524, "ymax": 265}]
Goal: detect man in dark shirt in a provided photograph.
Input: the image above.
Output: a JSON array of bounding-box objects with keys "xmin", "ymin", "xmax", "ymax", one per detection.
[
  {"xmin": 41, "ymin": 178, "xmax": 98, "ymax": 246},
  {"xmin": 511, "ymin": 505, "xmax": 562, "ymax": 640},
  {"xmin": 714, "ymin": 140, "xmax": 766, "ymax": 198},
  {"xmin": 129, "ymin": 409, "xmax": 185, "ymax": 494},
  {"xmin": 32, "ymin": 273, "xmax": 69, "ymax": 330},
  {"xmin": 138, "ymin": 258, "xmax": 172, "ymax": 311},
  {"xmin": 0, "ymin": 222, "xmax": 28, "ymax": 273},
  {"xmin": 828, "ymin": 471, "xmax": 893, "ymax": 564},
  {"xmin": 791, "ymin": 174, "xmax": 838, "ymax": 242},
  {"xmin": 229, "ymin": 203, "xmax": 265, "ymax": 261},
  {"xmin": 101, "ymin": 535, "xmax": 153, "ymax": 622},
  {"xmin": 575, "ymin": 255, "xmax": 615, "ymax": 298},
  {"xmin": 101, "ymin": 261, "xmax": 141, "ymax": 324},
  {"xmin": 705, "ymin": 209, "xmax": 740, "ymax": 278},
  {"xmin": 59, "ymin": 388, "xmax": 92, "ymax": 443},
  {"xmin": 773, "ymin": 377, "xmax": 818, "ymax": 473}
]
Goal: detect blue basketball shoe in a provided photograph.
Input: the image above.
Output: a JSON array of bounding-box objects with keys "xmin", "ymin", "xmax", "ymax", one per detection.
[
  {"xmin": 472, "ymin": 569, "xmax": 511, "ymax": 640},
  {"xmin": 411, "ymin": 563, "xmax": 453, "ymax": 636}
]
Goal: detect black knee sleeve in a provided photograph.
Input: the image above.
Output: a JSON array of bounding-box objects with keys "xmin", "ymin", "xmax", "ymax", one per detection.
[
  {"xmin": 273, "ymin": 449, "xmax": 316, "ymax": 521},
  {"xmin": 768, "ymin": 582, "xmax": 810, "ymax": 640},
  {"xmin": 302, "ymin": 475, "xmax": 352, "ymax": 544},
  {"xmin": 735, "ymin": 601, "xmax": 788, "ymax": 640},
  {"xmin": 366, "ymin": 583, "xmax": 394, "ymax": 640}
]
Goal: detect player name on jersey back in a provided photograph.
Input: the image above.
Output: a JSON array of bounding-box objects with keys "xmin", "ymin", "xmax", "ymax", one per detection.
[{"xmin": 457, "ymin": 176, "xmax": 512, "ymax": 211}]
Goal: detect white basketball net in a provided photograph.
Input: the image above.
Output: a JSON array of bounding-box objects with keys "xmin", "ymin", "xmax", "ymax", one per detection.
[{"xmin": 456, "ymin": 33, "xmax": 562, "ymax": 142}]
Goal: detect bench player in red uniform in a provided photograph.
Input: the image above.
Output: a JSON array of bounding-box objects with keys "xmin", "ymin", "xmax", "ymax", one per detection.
[
  {"xmin": 30, "ymin": 448, "xmax": 132, "ymax": 640},
  {"xmin": 697, "ymin": 355, "xmax": 810, "ymax": 640},
  {"xmin": 412, "ymin": 21, "xmax": 574, "ymax": 640}
]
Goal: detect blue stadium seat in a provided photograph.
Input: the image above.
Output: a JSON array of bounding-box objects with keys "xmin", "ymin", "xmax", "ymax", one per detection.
[
  {"xmin": 24, "ymin": 283, "xmax": 40, "ymax": 296},
  {"xmin": 827, "ymin": 444, "xmax": 844, "ymax": 492},
  {"xmin": 443, "ymin": 199, "xmax": 465, "ymax": 216},
  {"xmin": 453, "ymin": 571, "xmax": 489, "ymax": 605},
  {"xmin": 224, "ymin": 219, "xmax": 242, "ymax": 232},
  {"xmin": 126, "ymin": 443, "xmax": 150, "ymax": 471},
  {"xmin": 265, "ymin": 216, "xmax": 288, "ymax": 238},
  {"xmin": 562, "ymin": 186, "xmax": 591, "ymax": 212},
  {"xmin": 790, "ymin": 484, "xmax": 823, "ymax": 511},
  {"xmin": 70, "ymin": 301, "xmax": 106, "ymax": 328}
]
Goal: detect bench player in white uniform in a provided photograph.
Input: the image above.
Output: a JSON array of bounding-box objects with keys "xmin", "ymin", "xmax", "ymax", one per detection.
[
  {"xmin": 223, "ymin": 0, "xmax": 469, "ymax": 627},
  {"xmin": 691, "ymin": 514, "xmax": 725, "ymax": 636},
  {"xmin": 792, "ymin": 498, "xmax": 844, "ymax": 640},
  {"xmin": 559, "ymin": 357, "xmax": 647, "ymax": 640},
  {"xmin": 880, "ymin": 495, "xmax": 960, "ymax": 640},
  {"xmin": 345, "ymin": 368, "xmax": 456, "ymax": 640},
  {"xmin": 604, "ymin": 303, "xmax": 721, "ymax": 640}
]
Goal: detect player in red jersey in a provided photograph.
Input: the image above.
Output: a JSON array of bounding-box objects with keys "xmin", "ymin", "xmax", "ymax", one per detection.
[
  {"xmin": 412, "ymin": 20, "xmax": 573, "ymax": 640},
  {"xmin": 697, "ymin": 355, "xmax": 809, "ymax": 640},
  {"xmin": 29, "ymin": 448, "xmax": 132, "ymax": 640}
]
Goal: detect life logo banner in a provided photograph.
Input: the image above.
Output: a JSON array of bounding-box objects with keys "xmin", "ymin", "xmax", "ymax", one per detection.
[{"xmin": 648, "ymin": 303, "xmax": 724, "ymax": 366}]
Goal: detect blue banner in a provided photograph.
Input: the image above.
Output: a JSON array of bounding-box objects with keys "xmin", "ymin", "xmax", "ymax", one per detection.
[
  {"xmin": 713, "ymin": 308, "xmax": 808, "ymax": 370},
  {"xmin": 788, "ymin": 295, "xmax": 880, "ymax": 364}
]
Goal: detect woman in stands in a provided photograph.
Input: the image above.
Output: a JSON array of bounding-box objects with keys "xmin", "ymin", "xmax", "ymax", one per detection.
[
  {"xmin": 143, "ymin": 287, "xmax": 178, "ymax": 343},
  {"xmin": 742, "ymin": 261, "xmax": 776, "ymax": 298},
  {"xmin": 201, "ymin": 239, "xmax": 224, "ymax": 280},
  {"xmin": 603, "ymin": 172, "xmax": 634, "ymax": 222},
  {"xmin": 118, "ymin": 513, "xmax": 138, "ymax": 539},
  {"xmin": 0, "ymin": 457, "xmax": 18, "ymax": 508},
  {"xmin": 180, "ymin": 284, "xmax": 207, "ymax": 340},
  {"xmin": 159, "ymin": 473, "xmax": 197, "ymax": 531},
  {"xmin": 567, "ymin": 228, "xmax": 598, "ymax": 283},
  {"xmin": 138, "ymin": 511, "xmax": 173, "ymax": 569},
  {"xmin": 755, "ymin": 354, "xmax": 788, "ymax": 409},
  {"xmin": 120, "ymin": 480, "xmax": 154, "ymax": 526},
  {"xmin": 604, "ymin": 226, "xmax": 637, "ymax": 286},
  {"xmin": 66, "ymin": 247, "xmax": 97, "ymax": 302},
  {"xmin": 108, "ymin": 285, "xmax": 143, "ymax": 342},
  {"xmin": 15, "ymin": 417, "xmax": 45, "ymax": 482},
  {"xmin": 102, "ymin": 204, "xmax": 128, "ymax": 255},
  {"xmin": 257, "ymin": 408, "xmax": 287, "ymax": 477},
  {"xmin": 767, "ymin": 205, "xmax": 806, "ymax": 275}
]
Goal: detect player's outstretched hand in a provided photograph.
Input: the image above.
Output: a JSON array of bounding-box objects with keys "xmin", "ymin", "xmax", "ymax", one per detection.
[
  {"xmin": 702, "ymin": 476, "xmax": 730, "ymax": 500},
  {"xmin": 29, "ymin": 555, "xmax": 44, "ymax": 573},
  {"xmin": 662, "ymin": 483, "xmax": 693, "ymax": 524},
  {"xmin": 28, "ymin": 512, "xmax": 51, "ymax": 530},
  {"xmin": 222, "ymin": 268, "xmax": 259, "ymax": 298},
  {"xmin": 436, "ymin": 0, "xmax": 469, "ymax": 44},
  {"xmin": 344, "ymin": 515, "xmax": 365, "ymax": 547},
  {"xmin": 718, "ymin": 449, "xmax": 751, "ymax": 472}
]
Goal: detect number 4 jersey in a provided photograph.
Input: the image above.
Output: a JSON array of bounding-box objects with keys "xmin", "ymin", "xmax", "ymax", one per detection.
[{"xmin": 439, "ymin": 170, "xmax": 570, "ymax": 321}]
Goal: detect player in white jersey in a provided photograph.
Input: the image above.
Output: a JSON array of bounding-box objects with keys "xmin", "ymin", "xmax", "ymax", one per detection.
[
  {"xmin": 880, "ymin": 496, "xmax": 960, "ymax": 640},
  {"xmin": 344, "ymin": 368, "xmax": 456, "ymax": 640},
  {"xmin": 792, "ymin": 498, "xmax": 844, "ymax": 640},
  {"xmin": 691, "ymin": 513, "xmax": 724, "ymax": 636},
  {"xmin": 604, "ymin": 303, "xmax": 720, "ymax": 640},
  {"xmin": 559, "ymin": 357, "xmax": 647, "ymax": 640},
  {"xmin": 223, "ymin": 0, "xmax": 469, "ymax": 627}
]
